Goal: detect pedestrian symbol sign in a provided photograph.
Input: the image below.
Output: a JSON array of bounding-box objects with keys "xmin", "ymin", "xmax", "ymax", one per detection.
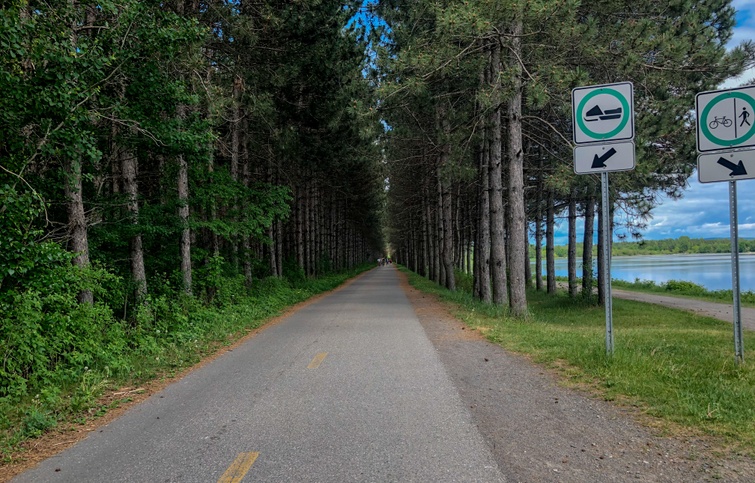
[
  {"xmin": 572, "ymin": 82, "xmax": 634, "ymax": 145},
  {"xmin": 696, "ymin": 86, "xmax": 755, "ymax": 152}
]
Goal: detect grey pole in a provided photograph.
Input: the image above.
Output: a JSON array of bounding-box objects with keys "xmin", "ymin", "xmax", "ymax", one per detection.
[
  {"xmin": 601, "ymin": 172, "xmax": 614, "ymax": 355},
  {"xmin": 729, "ymin": 181, "xmax": 744, "ymax": 365}
]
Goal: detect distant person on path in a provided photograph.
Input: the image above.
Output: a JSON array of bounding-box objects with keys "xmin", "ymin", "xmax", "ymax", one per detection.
[{"xmin": 740, "ymin": 107, "xmax": 751, "ymax": 127}]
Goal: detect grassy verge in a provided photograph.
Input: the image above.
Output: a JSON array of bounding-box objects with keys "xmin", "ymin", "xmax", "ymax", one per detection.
[
  {"xmin": 405, "ymin": 267, "xmax": 755, "ymax": 455},
  {"xmin": 0, "ymin": 265, "xmax": 371, "ymax": 461}
]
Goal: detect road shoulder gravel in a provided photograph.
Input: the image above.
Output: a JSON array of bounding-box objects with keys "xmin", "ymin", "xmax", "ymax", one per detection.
[{"xmin": 401, "ymin": 272, "xmax": 755, "ymax": 483}]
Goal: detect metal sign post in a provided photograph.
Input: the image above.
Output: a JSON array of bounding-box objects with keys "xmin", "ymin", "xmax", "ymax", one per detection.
[
  {"xmin": 601, "ymin": 172, "xmax": 614, "ymax": 355},
  {"xmin": 695, "ymin": 85, "xmax": 753, "ymax": 365},
  {"xmin": 729, "ymin": 181, "xmax": 744, "ymax": 364},
  {"xmin": 572, "ymin": 82, "xmax": 634, "ymax": 356}
]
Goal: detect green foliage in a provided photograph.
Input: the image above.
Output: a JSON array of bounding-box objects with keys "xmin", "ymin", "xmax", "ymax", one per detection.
[
  {"xmin": 0, "ymin": 185, "xmax": 72, "ymax": 298},
  {"xmin": 0, "ymin": 271, "xmax": 129, "ymax": 401},
  {"xmin": 0, "ymin": 264, "xmax": 372, "ymax": 456},
  {"xmin": 612, "ymin": 237, "xmax": 755, "ymax": 256}
]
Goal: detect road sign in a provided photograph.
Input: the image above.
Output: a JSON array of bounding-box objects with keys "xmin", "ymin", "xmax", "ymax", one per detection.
[
  {"xmin": 574, "ymin": 141, "xmax": 635, "ymax": 174},
  {"xmin": 697, "ymin": 149, "xmax": 755, "ymax": 183},
  {"xmin": 696, "ymin": 86, "xmax": 755, "ymax": 152},
  {"xmin": 572, "ymin": 82, "xmax": 634, "ymax": 145}
]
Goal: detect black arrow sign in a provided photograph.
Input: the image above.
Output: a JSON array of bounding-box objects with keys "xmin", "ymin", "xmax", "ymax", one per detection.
[
  {"xmin": 592, "ymin": 147, "xmax": 617, "ymax": 169},
  {"xmin": 717, "ymin": 157, "xmax": 748, "ymax": 177}
]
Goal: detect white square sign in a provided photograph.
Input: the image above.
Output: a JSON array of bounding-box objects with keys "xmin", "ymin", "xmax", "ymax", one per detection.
[
  {"xmin": 695, "ymin": 86, "xmax": 755, "ymax": 152},
  {"xmin": 574, "ymin": 141, "xmax": 635, "ymax": 174},
  {"xmin": 572, "ymin": 82, "xmax": 634, "ymax": 145}
]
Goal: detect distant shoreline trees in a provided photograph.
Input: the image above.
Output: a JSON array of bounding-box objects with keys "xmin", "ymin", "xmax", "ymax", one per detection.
[{"xmin": 544, "ymin": 237, "xmax": 755, "ymax": 259}]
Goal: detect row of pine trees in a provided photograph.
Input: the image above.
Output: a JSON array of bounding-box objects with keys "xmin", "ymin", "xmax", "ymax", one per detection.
[
  {"xmin": 3, "ymin": 0, "xmax": 755, "ymax": 320},
  {"xmin": 378, "ymin": 0, "xmax": 754, "ymax": 314},
  {"xmin": 1, "ymin": 1, "xmax": 385, "ymax": 310}
]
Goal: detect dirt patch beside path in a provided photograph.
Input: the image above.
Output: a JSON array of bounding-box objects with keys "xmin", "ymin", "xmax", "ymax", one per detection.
[{"xmin": 400, "ymin": 271, "xmax": 755, "ymax": 482}]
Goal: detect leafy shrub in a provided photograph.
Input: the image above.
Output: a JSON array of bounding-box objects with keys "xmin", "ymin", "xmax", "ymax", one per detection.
[
  {"xmin": 282, "ymin": 257, "xmax": 306, "ymax": 284},
  {"xmin": 664, "ymin": 279, "xmax": 708, "ymax": 295},
  {"xmin": 0, "ymin": 263, "xmax": 130, "ymax": 401}
]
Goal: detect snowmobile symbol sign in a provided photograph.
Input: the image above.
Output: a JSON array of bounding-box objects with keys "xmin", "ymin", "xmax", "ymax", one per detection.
[
  {"xmin": 572, "ymin": 82, "xmax": 634, "ymax": 144},
  {"xmin": 695, "ymin": 86, "xmax": 755, "ymax": 152}
]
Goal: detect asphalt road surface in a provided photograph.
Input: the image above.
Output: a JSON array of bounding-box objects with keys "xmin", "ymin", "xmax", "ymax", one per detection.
[{"xmin": 14, "ymin": 267, "xmax": 505, "ymax": 483}]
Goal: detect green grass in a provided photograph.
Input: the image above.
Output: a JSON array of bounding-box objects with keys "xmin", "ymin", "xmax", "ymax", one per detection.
[{"xmin": 404, "ymin": 268, "xmax": 755, "ymax": 455}]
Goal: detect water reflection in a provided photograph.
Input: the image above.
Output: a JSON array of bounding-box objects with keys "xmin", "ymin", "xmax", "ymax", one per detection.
[{"xmin": 545, "ymin": 253, "xmax": 755, "ymax": 291}]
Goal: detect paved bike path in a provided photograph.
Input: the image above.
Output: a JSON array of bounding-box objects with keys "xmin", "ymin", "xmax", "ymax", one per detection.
[{"xmin": 15, "ymin": 267, "xmax": 504, "ymax": 482}]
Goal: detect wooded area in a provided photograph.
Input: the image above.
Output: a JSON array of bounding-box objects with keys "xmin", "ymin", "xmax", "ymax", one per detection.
[
  {"xmin": 1, "ymin": 1, "xmax": 385, "ymax": 303},
  {"xmin": 377, "ymin": 0, "xmax": 754, "ymax": 311},
  {"xmin": 2, "ymin": 0, "xmax": 755, "ymax": 417},
  {"xmin": 1, "ymin": 1, "xmax": 384, "ymax": 402}
]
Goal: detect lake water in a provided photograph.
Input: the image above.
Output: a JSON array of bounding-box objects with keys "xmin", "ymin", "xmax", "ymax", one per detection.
[{"xmin": 546, "ymin": 253, "xmax": 755, "ymax": 292}]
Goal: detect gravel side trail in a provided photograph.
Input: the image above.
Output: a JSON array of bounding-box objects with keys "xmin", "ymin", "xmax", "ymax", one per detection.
[
  {"xmin": 611, "ymin": 289, "xmax": 755, "ymax": 331},
  {"xmin": 403, "ymin": 272, "xmax": 755, "ymax": 482}
]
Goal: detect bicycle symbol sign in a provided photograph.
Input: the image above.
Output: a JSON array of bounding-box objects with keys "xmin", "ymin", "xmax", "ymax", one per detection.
[{"xmin": 696, "ymin": 86, "xmax": 755, "ymax": 152}]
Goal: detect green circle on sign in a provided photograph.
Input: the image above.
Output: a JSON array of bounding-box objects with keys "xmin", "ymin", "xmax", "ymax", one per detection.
[
  {"xmin": 576, "ymin": 88, "xmax": 630, "ymax": 140},
  {"xmin": 700, "ymin": 92, "xmax": 755, "ymax": 147}
]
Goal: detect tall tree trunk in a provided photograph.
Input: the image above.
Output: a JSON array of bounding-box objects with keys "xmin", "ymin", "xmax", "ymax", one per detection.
[
  {"xmin": 453, "ymin": 187, "xmax": 462, "ymax": 270},
  {"xmin": 121, "ymin": 149, "xmax": 147, "ymax": 301},
  {"xmin": 507, "ymin": 13, "xmax": 527, "ymax": 315},
  {"xmin": 597, "ymin": 192, "xmax": 612, "ymax": 306},
  {"xmin": 230, "ymin": 75, "xmax": 242, "ymax": 271},
  {"xmin": 267, "ymin": 161, "xmax": 278, "ymax": 277},
  {"xmin": 241, "ymin": 112, "xmax": 253, "ymax": 287},
  {"xmin": 597, "ymin": 195, "xmax": 605, "ymax": 305},
  {"xmin": 524, "ymin": 228, "xmax": 532, "ymax": 288},
  {"xmin": 421, "ymin": 194, "xmax": 429, "ymax": 277},
  {"xmin": 276, "ymin": 218, "xmax": 283, "ymax": 277},
  {"xmin": 535, "ymin": 212, "xmax": 543, "ymax": 291},
  {"xmin": 436, "ymin": 100, "xmax": 455, "ymax": 291},
  {"xmin": 430, "ymin": 190, "xmax": 440, "ymax": 284},
  {"xmin": 436, "ymin": 173, "xmax": 446, "ymax": 286},
  {"xmin": 65, "ymin": 157, "xmax": 93, "ymax": 305},
  {"xmin": 489, "ymin": 37, "xmax": 508, "ymax": 306},
  {"xmin": 546, "ymin": 191, "xmax": 556, "ymax": 295},
  {"xmin": 441, "ymin": 175, "xmax": 455, "ymax": 290},
  {"xmin": 66, "ymin": 0, "xmax": 92, "ymax": 305},
  {"xmin": 296, "ymin": 186, "xmax": 304, "ymax": 270},
  {"xmin": 177, "ymin": 104, "xmax": 192, "ymax": 295},
  {"xmin": 465, "ymin": 200, "xmax": 473, "ymax": 276},
  {"xmin": 582, "ymin": 194, "xmax": 595, "ymax": 297},
  {"xmin": 567, "ymin": 187, "xmax": 578, "ymax": 297},
  {"xmin": 477, "ymin": 132, "xmax": 492, "ymax": 303}
]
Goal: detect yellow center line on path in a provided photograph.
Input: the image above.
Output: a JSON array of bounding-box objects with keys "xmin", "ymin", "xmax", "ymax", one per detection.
[
  {"xmin": 307, "ymin": 352, "xmax": 328, "ymax": 369},
  {"xmin": 218, "ymin": 452, "xmax": 259, "ymax": 483}
]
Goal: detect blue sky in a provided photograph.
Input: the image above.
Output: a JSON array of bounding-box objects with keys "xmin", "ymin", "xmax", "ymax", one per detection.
[{"xmin": 554, "ymin": 1, "xmax": 755, "ymax": 245}]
